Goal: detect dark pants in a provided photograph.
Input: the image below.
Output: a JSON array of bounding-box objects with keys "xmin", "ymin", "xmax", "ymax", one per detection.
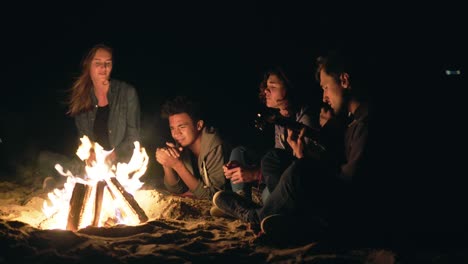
[
  {"xmin": 256, "ymin": 157, "xmax": 346, "ymax": 232},
  {"xmin": 231, "ymin": 147, "xmax": 295, "ymax": 202},
  {"xmin": 261, "ymin": 148, "xmax": 295, "ymax": 194}
]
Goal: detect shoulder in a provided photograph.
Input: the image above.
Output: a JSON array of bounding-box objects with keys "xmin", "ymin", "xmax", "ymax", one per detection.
[
  {"xmin": 203, "ymin": 126, "xmax": 221, "ymax": 140},
  {"xmin": 205, "ymin": 126, "xmax": 217, "ymax": 134},
  {"xmin": 202, "ymin": 126, "xmax": 224, "ymax": 147},
  {"xmin": 355, "ymin": 102, "xmax": 370, "ymax": 125},
  {"xmin": 110, "ymin": 79, "xmax": 138, "ymax": 97},
  {"xmin": 111, "ymin": 79, "xmax": 137, "ymax": 91}
]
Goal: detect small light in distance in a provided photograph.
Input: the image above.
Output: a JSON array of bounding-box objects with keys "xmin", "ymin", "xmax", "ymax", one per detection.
[{"xmin": 445, "ymin": 70, "xmax": 461, "ymax": 75}]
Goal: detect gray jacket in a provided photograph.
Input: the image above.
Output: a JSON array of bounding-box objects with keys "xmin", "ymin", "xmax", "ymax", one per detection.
[
  {"xmin": 74, "ymin": 79, "xmax": 141, "ymax": 162},
  {"xmin": 164, "ymin": 127, "xmax": 230, "ymax": 199}
]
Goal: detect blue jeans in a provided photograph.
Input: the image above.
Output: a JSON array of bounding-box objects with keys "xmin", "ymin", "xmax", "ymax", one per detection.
[
  {"xmin": 231, "ymin": 147, "xmax": 295, "ymax": 203},
  {"xmin": 229, "ymin": 146, "xmax": 259, "ymax": 200}
]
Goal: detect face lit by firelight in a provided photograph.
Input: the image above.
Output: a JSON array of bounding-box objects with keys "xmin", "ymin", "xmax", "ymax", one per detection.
[
  {"xmin": 320, "ymin": 69, "xmax": 348, "ymax": 115},
  {"xmin": 168, "ymin": 113, "xmax": 202, "ymax": 147},
  {"xmin": 90, "ymin": 48, "xmax": 113, "ymax": 85},
  {"xmin": 264, "ymin": 74, "xmax": 287, "ymax": 109}
]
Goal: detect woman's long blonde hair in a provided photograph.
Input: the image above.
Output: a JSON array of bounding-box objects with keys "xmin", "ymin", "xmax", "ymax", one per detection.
[{"xmin": 67, "ymin": 44, "xmax": 113, "ymax": 116}]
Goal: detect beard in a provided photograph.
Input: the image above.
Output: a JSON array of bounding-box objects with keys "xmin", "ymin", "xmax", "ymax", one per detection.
[{"xmin": 334, "ymin": 89, "xmax": 352, "ymax": 115}]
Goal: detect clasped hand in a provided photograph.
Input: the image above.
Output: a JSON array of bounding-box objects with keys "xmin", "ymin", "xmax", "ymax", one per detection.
[{"xmin": 155, "ymin": 142, "xmax": 183, "ymax": 168}]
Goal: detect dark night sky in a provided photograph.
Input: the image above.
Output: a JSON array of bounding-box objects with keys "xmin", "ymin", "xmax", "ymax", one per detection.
[
  {"xmin": 1, "ymin": 2, "xmax": 387, "ymax": 156},
  {"xmin": 1, "ymin": 2, "xmax": 468, "ymax": 231}
]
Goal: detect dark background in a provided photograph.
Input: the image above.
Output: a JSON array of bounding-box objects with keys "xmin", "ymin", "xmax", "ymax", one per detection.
[
  {"xmin": 0, "ymin": 1, "xmax": 386, "ymax": 173},
  {"xmin": 1, "ymin": 2, "xmax": 467, "ymax": 239}
]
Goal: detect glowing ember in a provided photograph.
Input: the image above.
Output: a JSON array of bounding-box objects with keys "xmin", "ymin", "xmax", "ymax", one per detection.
[{"xmin": 41, "ymin": 136, "xmax": 149, "ymax": 230}]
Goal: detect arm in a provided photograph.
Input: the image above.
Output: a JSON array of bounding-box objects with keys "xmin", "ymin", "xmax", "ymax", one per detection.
[
  {"xmin": 75, "ymin": 113, "xmax": 98, "ymax": 165},
  {"xmin": 115, "ymin": 86, "xmax": 141, "ymax": 160},
  {"xmin": 156, "ymin": 146, "xmax": 198, "ymax": 194},
  {"xmin": 171, "ymin": 161, "xmax": 200, "ymax": 191},
  {"xmin": 74, "ymin": 113, "xmax": 92, "ymax": 139},
  {"xmin": 339, "ymin": 119, "xmax": 368, "ymax": 183}
]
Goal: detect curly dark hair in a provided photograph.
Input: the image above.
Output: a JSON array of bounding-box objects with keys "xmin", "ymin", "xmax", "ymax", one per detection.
[
  {"xmin": 161, "ymin": 96, "xmax": 202, "ymax": 122},
  {"xmin": 257, "ymin": 65, "xmax": 306, "ymax": 112},
  {"xmin": 258, "ymin": 66, "xmax": 293, "ymax": 103}
]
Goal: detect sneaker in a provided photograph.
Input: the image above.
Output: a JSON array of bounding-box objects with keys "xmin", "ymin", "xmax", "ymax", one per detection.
[
  {"xmin": 260, "ymin": 214, "xmax": 302, "ymax": 245},
  {"xmin": 212, "ymin": 191, "xmax": 260, "ymax": 225},
  {"xmin": 260, "ymin": 214, "xmax": 285, "ymax": 235},
  {"xmin": 235, "ymin": 189, "xmax": 251, "ymax": 201},
  {"xmin": 209, "ymin": 205, "xmax": 233, "ymax": 218},
  {"xmin": 260, "ymin": 214, "xmax": 328, "ymax": 245}
]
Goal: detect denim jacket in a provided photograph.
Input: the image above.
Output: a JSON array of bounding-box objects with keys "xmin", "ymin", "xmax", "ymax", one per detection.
[{"xmin": 74, "ymin": 79, "xmax": 141, "ymax": 162}]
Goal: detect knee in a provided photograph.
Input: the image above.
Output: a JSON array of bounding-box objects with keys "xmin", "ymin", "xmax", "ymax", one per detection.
[
  {"xmin": 230, "ymin": 146, "xmax": 247, "ymax": 158},
  {"xmin": 261, "ymin": 148, "xmax": 284, "ymax": 166},
  {"xmin": 261, "ymin": 148, "xmax": 293, "ymax": 172},
  {"xmin": 230, "ymin": 146, "xmax": 258, "ymax": 166},
  {"xmin": 292, "ymin": 158, "xmax": 320, "ymax": 172},
  {"xmin": 281, "ymin": 159, "xmax": 318, "ymax": 183}
]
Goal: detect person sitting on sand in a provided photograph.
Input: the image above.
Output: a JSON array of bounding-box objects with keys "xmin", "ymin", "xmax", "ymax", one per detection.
[
  {"xmin": 211, "ymin": 49, "xmax": 372, "ymax": 242},
  {"xmin": 213, "ymin": 66, "xmax": 346, "ymax": 219},
  {"xmin": 221, "ymin": 66, "xmax": 317, "ymax": 203},
  {"xmin": 155, "ymin": 96, "xmax": 231, "ymax": 200}
]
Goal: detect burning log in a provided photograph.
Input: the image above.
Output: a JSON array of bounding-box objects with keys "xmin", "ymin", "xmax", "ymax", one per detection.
[
  {"xmin": 92, "ymin": 181, "xmax": 106, "ymax": 227},
  {"xmin": 46, "ymin": 137, "xmax": 149, "ymax": 231},
  {"xmin": 106, "ymin": 177, "xmax": 148, "ymax": 224},
  {"xmin": 66, "ymin": 183, "xmax": 93, "ymax": 232},
  {"xmin": 66, "ymin": 177, "xmax": 148, "ymax": 231}
]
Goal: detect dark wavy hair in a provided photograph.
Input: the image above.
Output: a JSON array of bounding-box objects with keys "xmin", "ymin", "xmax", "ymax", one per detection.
[
  {"xmin": 161, "ymin": 96, "xmax": 202, "ymax": 123},
  {"xmin": 258, "ymin": 66, "xmax": 300, "ymax": 107}
]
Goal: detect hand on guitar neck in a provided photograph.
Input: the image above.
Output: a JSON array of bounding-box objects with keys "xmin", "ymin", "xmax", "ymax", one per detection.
[{"xmin": 255, "ymin": 109, "xmax": 320, "ymax": 140}]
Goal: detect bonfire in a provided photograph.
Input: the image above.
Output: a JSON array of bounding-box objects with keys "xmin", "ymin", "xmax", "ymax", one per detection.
[{"xmin": 41, "ymin": 136, "xmax": 149, "ymax": 231}]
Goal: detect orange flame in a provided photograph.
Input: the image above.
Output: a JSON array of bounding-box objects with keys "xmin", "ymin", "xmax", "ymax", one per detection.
[{"xmin": 41, "ymin": 136, "xmax": 148, "ymax": 230}]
